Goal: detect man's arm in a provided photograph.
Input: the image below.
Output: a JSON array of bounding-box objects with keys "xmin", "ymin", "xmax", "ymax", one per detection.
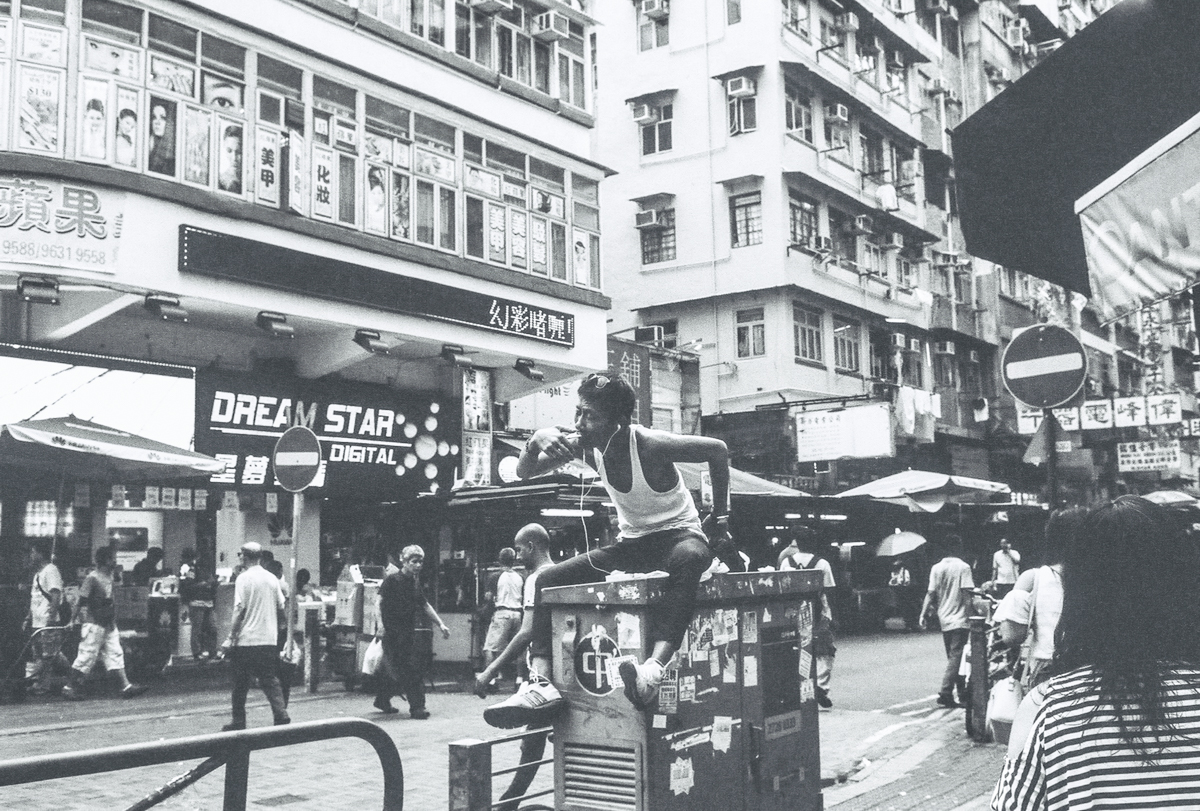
[
  {"xmin": 476, "ymin": 612, "xmax": 536, "ymax": 689},
  {"xmin": 918, "ymin": 585, "xmax": 936, "ymax": 630},
  {"xmin": 225, "ymin": 579, "xmax": 247, "ymax": 647},
  {"xmin": 515, "ymin": 426, "xmax": 582, "ymax": 479},
  {"xmin": 647, "ymin": 432, "xmax": 731, "ymax": 538},
  {"xmin": 424, "ymin": 602, "xmax": 450, "ymax": 639}
]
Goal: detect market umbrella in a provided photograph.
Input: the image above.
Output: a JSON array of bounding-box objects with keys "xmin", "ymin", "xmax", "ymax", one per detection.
[
  {"xmin": 1, "ymin": 415, "xmax": 226, "ymax": 480},
  {"xmin": 833, "ymin": 470, "xmax": 1010, "ymax": 513},
  {"xmin": 1142, "ymin": 490, "xmax": 1200, "ymax": 507},
  {"xmin": 876, "ymin": 530, "xmax": 927, "ymax": 558}
]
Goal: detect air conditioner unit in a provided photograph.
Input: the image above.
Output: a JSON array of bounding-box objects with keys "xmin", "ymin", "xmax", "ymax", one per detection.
[
  {"xmin": 726, "ymin": 76, "xmax": 757, "ymax": 98},
  {"xmin": 908, "ymin": 337, "xmax": 922, "ymax": 352},
  {"xmin": 641, "ymin": 0, "xmax": 670, "ymax": 21},
  {"xmin": 887, "ymin": 232, "xmax": 905, "ymax": 250},
  {"xmin": 1005, "ymin": 22, "xmax": 1027, "ymax": 48},
  {"xmin": 892, "ymin": 332, "xmax": 908, "ymax": 348},
  {"xmin": 470, "ymin": 0, "xmax": 513, "ymax": 14},
  {"xmin": 923, "ymin": 0, "xmax": 950, "ymax": 15},
  {"xmin": 813, "ymin": 235, "xmax": 834, "ymax": 253},
  {"xmin": 533, "ymin": 11, "xmax": 571, "ymax": 41},
  {"xmin": 852, "ymin": 214, "xmax": 875, "ymax": 234},
  {"xmin": 968, "ymin": 349, "xmax": 981, "ymax": 363},
  {"xmin": 826, "ymin": 103, "xmax": 850, "ymax": 124},
  {"xmin": 634, "ymin": 209, "xmax": 665, "ymax": 229},
  {"xmin": 859, "ymin": 34, "xmax": 881, "ymax": 53},
  {"xmin": 886, "ymin": 49, "xmax": 906, "ymax": 70},
  {"xmin": 945, "ymin": 89, "xmax": 961, "ymax": 105},
  {"xmin": 935, "ymin": 340, "xmax": 956, "ymax": 355},
  {"xmin": 928, "ymin": 77, "xmax": 950, "ymax": 95},
  {"xmin": 836, "ymin": 12, "xmax": 860, "ymax": 32},
  {"xmin": 631, "ymin": 103, "xmax": 659, "ymax": 125},
  {"xmin": 991, "ymin": 66, "xmax": 1011, "ymax": 83}
]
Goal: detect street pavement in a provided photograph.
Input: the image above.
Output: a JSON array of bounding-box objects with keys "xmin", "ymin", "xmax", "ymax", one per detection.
[{"xmin": 0, "ymin": 632, "xmax": 1007, "ymax": 810}]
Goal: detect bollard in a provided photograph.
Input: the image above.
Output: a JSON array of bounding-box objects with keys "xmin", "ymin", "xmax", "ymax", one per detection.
[{"xmin": 448, "ymin": 738, "xmax": 492, "ymax": 811}]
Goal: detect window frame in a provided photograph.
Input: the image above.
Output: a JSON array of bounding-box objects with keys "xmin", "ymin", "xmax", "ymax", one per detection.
[
  {"xmin": 640, "ymin": 207, "xmax": 677, "ymax": 265},
  {"xmin": 729, "ymin": 191, "xmax": 763, "ymax": 248},
  {"xmin": 833, "ymin": 315, "xmax": 861, "ymax": 373},
  {"xmin": 736, "ymin": 306, "xmax": 767, "ymax": 359},
  {"xmin": 793, "ymin": 304, "xmax": 824, "ymax": 364}
]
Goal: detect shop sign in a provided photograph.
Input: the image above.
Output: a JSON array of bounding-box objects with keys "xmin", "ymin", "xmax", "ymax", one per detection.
[
  {"xmin": 1117, "ymin": 439, "xmax": 1181, "ymax": 472},
  {"xmin": 574, "ymin": 626, "xmax": 620, "ymax": 696},
  {"xmin": 195, "ymin": 369, "xmax": 457, "ymax": 498},
  {"xmin": 0, "ymin": 177, "xmax": 124, "ymax": 273},
  {"xmin": 794, "ymin": 403, "xmax": 893, "ymax": 463},
  {"xmin": 1019, "ymin": 395, "xmax": 1183, "ymax": 434},
  {"xmin": 607, "ymin": 338, "xmax": 653, "ymax": 427}
]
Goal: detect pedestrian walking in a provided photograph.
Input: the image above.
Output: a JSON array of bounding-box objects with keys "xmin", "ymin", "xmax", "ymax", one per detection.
[
  {"xmin": 480, "ymin": 547, "xmax": 524, "ymax": 691},
  {"xmin": 24, "ymin": 540, "xmax": 71, "ymax": 695},
  {"xmin": 484, "ymin": 370, "xmax": 729, "ymax": 727},
  {"xmin": 989, "ymin": 538, "xmax": 1021, "ymax": 598},
  {"xmin": 179, "ymin": 547, "xmax": 217, "ymax": 662},
  {"xmin": 920, "ymin": 534, "xmax": 974, "ymax": 708},
  {"xmin": 779, "ymin": 526, "xmax": 837, "ymax": 708},
  {"xmin": 373, "ymin": 544, "xmax": 450, "ymax": 719},
  {"xmin": 888, "ymin": 556, "xmax": 919, "ymax": 632},
  {"xmin": 62, "ymin": 545, "xmax": 147, "ymax": 700},
  {"xmin": 992, "ymin": 496, "xmax": 1200, "ymax": 810},
  {"xmin": 221, "ymin": 542, "xmax": 289, "ymax": 730}
]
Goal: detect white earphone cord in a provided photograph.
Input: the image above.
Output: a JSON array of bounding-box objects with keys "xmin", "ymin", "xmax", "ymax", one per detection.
[{"xmin": 579, "ymin": 426, "xmax": 620, "ymax": 574}]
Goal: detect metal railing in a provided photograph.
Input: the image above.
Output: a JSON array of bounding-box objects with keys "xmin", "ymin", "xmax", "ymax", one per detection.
[
  {"xmin": 449, "ymin": 726, "xmax": 553, "ymax": 811},
  {"xmin": 0, "ymin": 718, "xmax": 403, "ymax": 811}
]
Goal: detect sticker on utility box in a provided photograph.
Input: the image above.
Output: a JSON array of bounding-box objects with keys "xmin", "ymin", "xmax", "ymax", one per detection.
[{"xmin": 574, "ymin": 626, "xmax": 620, "ymax": 695}]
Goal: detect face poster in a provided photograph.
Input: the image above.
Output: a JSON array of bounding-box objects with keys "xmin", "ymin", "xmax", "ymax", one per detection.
[
  {"xmin": 365, "ymin": 163, "xmax": 388, "ymax": 235},
  {"xmin": 202, "ymin": 73, "xmax": 242, "ymax": 114},
  {"xmin": 82, "ymin": 36, "xmax": 140, "ymax": 79},
  {"xmin": 572, "ymin": 228, "xmax": 591, "ymax": 286},
  {"xmin": 216, "ymin": 117, "xmax": 243, "ymax": 194},
  {"xmin": 182, "ymin": 105, "xmax": 211, "ymax": 186},
  {"xmin": 391, "ymin": 171, "xmax": 411, "ymax": 240},
  {"xmin": 16, "ymin": 64, "xmax": 62, "ymax": 155},
  {"xmin": 146, "ymin": 95, "xmax": 177, "ymax": 176},
  {"xmin": 113, "ymin": 86, "xmax": 139, "ymax": 169},
  {"xmin": 148, "ymin": 55, "xmax": 195, "ymax": 97},
  {"xmin": 77, "ymin": 76, "xmax": 110, "ymax": 161},
  {"xmin": 19, "ymin": 23, "xmax": 64, "ymax": 65}
]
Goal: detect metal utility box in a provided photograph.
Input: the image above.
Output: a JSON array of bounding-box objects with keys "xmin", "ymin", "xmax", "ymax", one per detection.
[{"xmin": 544, "ymin": 570, "xmax": 825, "ymax": 811}]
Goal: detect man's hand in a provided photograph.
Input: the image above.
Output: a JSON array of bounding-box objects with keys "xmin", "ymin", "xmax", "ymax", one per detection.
[
  {"xmin": 701, "ymin": 513, "xmax": 731, "ymax": 544},
  {"xmin": 528, "ymin": 427, "xmax": 579, "ymax": 464},
  {"xmin": 473, "ymin": 672, "xmax": 490, "ymax": 699},
  {"xmin": 439, "ymin": 623, "xmax": 451, "ymax": 640}
]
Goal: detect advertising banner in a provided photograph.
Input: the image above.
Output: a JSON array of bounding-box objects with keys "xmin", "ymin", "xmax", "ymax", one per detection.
[
  {"xmin": 1117, "ymin": 439, "xmax": 1181, "ymax": 473},
  {"xmin": 795, "ymin": 403, "xmax": 893, "ymax": 463},
  {"xmin": 0, "ymin": 176, "xmax": 124, "ymax": 272},
  {"xmin": 195, "ymin": 369, "xmax": 458, "ymax": 498}
]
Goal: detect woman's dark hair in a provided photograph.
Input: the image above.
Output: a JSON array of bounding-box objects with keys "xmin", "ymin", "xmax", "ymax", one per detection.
[
  {"xmin": 577, "ymin": 369, "xmax": 637, "ymax": 426},
  {"xmin": 1054, "ymin": 496, "xmax": 1200, "ymax": 748},
  {"xmin": 1042, "ymin": 505, "xmax": 1087, "ymax": 566},
  {"xmin": 296, "ymin": 568, "xmax": 311, "ymax": 590}
]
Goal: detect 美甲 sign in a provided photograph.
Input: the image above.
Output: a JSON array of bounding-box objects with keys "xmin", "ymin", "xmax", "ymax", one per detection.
[
  {"xmin": 0, "ymin": 177, "xmax": 124, "ymax": 272},
  {"xmin": 195, "ymin": 369, "xmax": 458, "ymax": 498}
]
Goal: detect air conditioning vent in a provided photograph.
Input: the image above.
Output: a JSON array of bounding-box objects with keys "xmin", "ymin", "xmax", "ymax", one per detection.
[
  {"xmin": 631, "ymin": 103, "xmax": 659, "ymax": 125},
  {"xmin": 851, "ymin": 214, "xmax": 875, "ymax": 235},
  {"xmin": 470, "ymin": 0, "xmax": 513, "ymax": 14},
  {"xmin": 813, "ymin": 235, "xmax": 834, "ymax": 253},
  {"xmin": 923, "ymin": 0, "xmax": 950, "ymax": 14},
  {"xmin": 641, "ymin": 0, "xmax": 670, "ymax": 21},
  {"xmin": 928, "ymin": 77, "xmax": 950, "ymax": 95},
  {"xmin": 726, "ymin": 76, "xmax": 757, "ymax": 98},
  {"xmin": 892, "ymin": 332, "xmax": 908, "ymax": 348},
  {"xmin": 887, "ymin": 232, "xmax": 905, "ymax": 250},
  {"xmin": 562, "ymin": 742, "xmax": 639, "ymax": 811},
  {"xmin": 908, "ymin": 337, "xmax": 922, "ymax": 352},
  {"xmin": 935, "ymin": 340, "xmax": 956, "ymax": 355},
  {"xmin": 826, "ymin": 103, "xmax": 850, "ymax": 124},
  {"xmin": 635, "ymin": 209, "xmax": 665, "ymax": 229},
  {"xmin": 1005, "ymin": 21, "xmax": 1027, "ymax": 48},
  {"xmin": 533, "ymin": 11, "xmax": 571, "ymax": 41},
  {"xmin": 836, "ymin": 11, "xmax": 860, "ymax": 32}
]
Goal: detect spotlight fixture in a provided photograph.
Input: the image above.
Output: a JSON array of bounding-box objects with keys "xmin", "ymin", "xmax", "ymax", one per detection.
[
  {"xmin": 144, "ymin": 293, "xmax": 189, "ymax": 323},
  {"xmin": 441, "ymin": 343, "xmax": 473, "ymax": 367},
  {"xmin": 16, "ymin": 275, "xmax": 59, "ymax": 305},
  {"xmin": 256, "ymin": 311, "xmax": 295, "ymax": 339},
  {"xmin": 514, "ymin": 358, "xmax": 545, "ymax": 382},
  {"xmin": 353, "ymin": 328, "xmax": 390, "ymax": 355}
]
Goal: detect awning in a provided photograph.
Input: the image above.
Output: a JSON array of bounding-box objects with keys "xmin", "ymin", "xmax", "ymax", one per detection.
[
  {"xmin": 675, "ymin": 462, "xmax": 809, "ymax": 498},
  {"xmin": 952, "ymin": 0, "xmax": 1200, "ymax": 300},
  {"xmin": 2, "ymin": 416, "xmax": 225, "ymax": 480}
]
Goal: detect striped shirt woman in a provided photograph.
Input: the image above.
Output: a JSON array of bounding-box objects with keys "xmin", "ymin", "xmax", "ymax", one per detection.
[{"xmin": 993, "ymin": 665, "xmax": 1200, "ymax": 809}]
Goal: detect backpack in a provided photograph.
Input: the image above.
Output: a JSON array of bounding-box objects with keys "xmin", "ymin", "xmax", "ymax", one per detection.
[{"xmin": 36, "ymin": 577, "xmax": 73, "ymax": 627}]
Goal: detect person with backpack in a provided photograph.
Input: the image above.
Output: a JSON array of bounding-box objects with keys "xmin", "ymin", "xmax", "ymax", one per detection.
[
  {"xmin": 25, "ymin": 539, "xmax": 72, "ymax": 695},
  {"xmin": 779, "ymin": 526, "xmax": 837, "ymax": 708}
]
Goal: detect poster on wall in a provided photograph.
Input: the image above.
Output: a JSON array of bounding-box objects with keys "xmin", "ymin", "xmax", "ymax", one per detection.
[
  {"xmin": 0, "ymin": 177, "xmax": 126, "ymax": 272},
  {"xmin": 0, "ymin": 61, "xmax": 10, "ymax": 152},
  {"xmin": 530, "ymin": 217, "xmax": 548, "ymax": 274},
  {"xmin": 182, "ymin": 105, "xmax": 211, "ymax": 186},
  {"xmin": 413, "ymin": 147, "xmax": 455, "ymax": 183},
  {"xmin": 113, "ymin": 86, "xmax": 139, "ymax": 170},
  {"xmin": 286, "ymin": 129, "xmax": 306, "ymax": 215},
  {"xmin": 148, "ymin": 55, "xmax": 195, "ymax": 97},
  {"xmin": 461, "ymin": 431, "xmax": 491, "ymax": 487},
  {"xmin": 215, "ymin": 116, "xmax": 243, "ymax": 194},
  {"xmin": 201, "ymin": 73, "xmax": 243, "ymax": 114},
  {"xmin": 15, "ymin": 64, "xmax": 63, "ymax": 155},
  {"xmin": 462, "ymin": 367, "xmax": 492, "ymax": 433},
  {"xmin": 19, "ymin": 23, "xmax": 65, "ymax": 66},
  {"xmin": 794, "ymin": 403, "xmax": 895, "ymax": 462},
  {"xmin": 311, "ymin": 145, "xmax": 334, "ymax": 219},
  {"xmin": 255, "ymin": 126, "xmax": 279, "ymax": 205},
  {"xmin": 147, "ymin": 96, "xmax": 177, "ymax": 177},
  {"xmin": 77, "ymin": 76, "xmax": 110, "ymax": 161},
  {"xmin": 81, "ymin": 35, "xmax": 141, "ymax": 79},
  {"xmin": 390, "ymin": 171, "xmax": 410, "ymax": 239},
  {"xmin": 365, "ymin": 163, "xmax": 388, "ymax": 235},
  {"xmin": 362, "ymin": 130, "xmax": 392, "ymax": 164},
  {"xmin": 607, "ymin": 338, "xmax": 654, "ymax": 428},
  {"xmin": 571, "ymin": 228, "xmax": 590, "ymax": 285}
]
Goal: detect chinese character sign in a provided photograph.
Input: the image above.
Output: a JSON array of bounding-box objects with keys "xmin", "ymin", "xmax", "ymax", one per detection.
[
  {"xmin": 1112, "ymin": 396, "xmax": 1147, "ymax": 428},
  {"xmin": 255, "ymin": 127, "xmax": 279, "ymax": 206},
  {"xmin": 1016, "ymin": 405, "xmax": 1043, "ymax": 435},
  {"xmin": 0, "ymin": 177, "xmax": 124, "ymax": 272},
  {"xmin": 1146, "ymin": 393, "xmax": 1183, "ymax": 425},
  {"xmin": 1080, "ymin": 399, "xmax": 1113, "ymax": 431},
  {"xmin": 1117, "ymin": 439, "xmax": 1181, "ymax": 472}
]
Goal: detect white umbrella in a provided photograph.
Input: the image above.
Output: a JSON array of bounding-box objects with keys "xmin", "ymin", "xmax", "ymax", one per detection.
[
  {"xmin": 876, "ymin": 530, "xmax": 927, "ymax": 557},
  {"xmin": 1143, "ymin": 491, "xmax": 1200, "ymax": 507},
  {"xmin": 834, "ymin": 470, "xmax": 1011, "ymax": 513}
]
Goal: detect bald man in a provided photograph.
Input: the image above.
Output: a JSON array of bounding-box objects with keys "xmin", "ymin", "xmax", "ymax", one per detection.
[{"xmin": 221, "ymin": 542, "xmax": 289, "ymax": 730}]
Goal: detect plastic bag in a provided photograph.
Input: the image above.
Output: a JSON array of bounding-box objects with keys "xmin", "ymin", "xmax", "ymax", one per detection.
[
  {"xmin": 986, "ymin": 675, "xmax": 1025, "ymax": 744},
  {"xmin": 361, "ymin": 636, "xmax": 384, "ymax": 676}
]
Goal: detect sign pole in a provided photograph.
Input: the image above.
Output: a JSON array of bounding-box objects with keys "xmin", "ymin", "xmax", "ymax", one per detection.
[{"xmin": 1045, "ymin": 410, "xmax": 1058, "ymax": 509}]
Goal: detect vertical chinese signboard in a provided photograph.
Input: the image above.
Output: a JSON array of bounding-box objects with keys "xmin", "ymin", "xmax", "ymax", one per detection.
[
  {"xmin": 461, "ymin": 367, "xmax": 492, "ymax": 486},
  {"xmin": 607, "ymin": 337, "xmax": 652, "ymax": 427}
]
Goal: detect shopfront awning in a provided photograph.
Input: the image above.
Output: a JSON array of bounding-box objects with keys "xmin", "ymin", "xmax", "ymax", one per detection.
[
  {"xmin": 952, "ymin": 0, "xmax": 1200, "ymax": 301},
  {"xmin": 2, "ymin": 416, "xmax": 225, "ymax": 480},
  {"xmin": 675, "ymin": 463, "xmax": 809, "ymax": 498}
]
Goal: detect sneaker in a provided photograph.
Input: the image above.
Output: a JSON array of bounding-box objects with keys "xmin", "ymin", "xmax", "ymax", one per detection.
[
  {"xmin": 815, "ymin": 688, "xmax": 833, "ymax": 709},
  {"xmin": 60, "ymin": 684, "xmax": 84, "ymax": 701},
  {"xmin": 373, "ymin": 697, "xmax": 399, "ymax": 714},
  {"xmin": 222, "ymin": 721, "xmax": 246, "ymax": 732},
  {"xmin": 410, "ymin": 709, "xmax": 431, "ymax": 720},
  {"xmin": 936, "ymin": 695, "xmax": 960, "ymax": 709},
  {"xmin": 618, "ymin": 659, "xmax": 664, "ymax": 711},
  {"xmin": 274, "ymin": 715, "xmax": 291, "ymax": 726},
  {"xmin": 484, "ymin": 677, "xmax": 567, "ymax": 729},
  {"xmin": 122, "ymin": 684, "xmax": 148, "ymax": 699}
]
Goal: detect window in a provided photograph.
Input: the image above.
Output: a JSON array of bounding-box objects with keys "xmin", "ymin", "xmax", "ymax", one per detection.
[
  {"xmin": 934, "ymin": 354, "xmax": 956, "ymax": 387},
  {"xmin": 559, "ymin": 24, "xmax": 587, "ymax": 109},
  {"xmin": 953, "ymin": 269, "xmax": 971, "ymax": 304},
  {"xmin": 736, "ymin": 307, "xmax": 766, "ymax": 358},
  {"xmin": 818, "ymin": 15, "xmax": 846, "ymax": 61},
  {"xmin": 897, "ymin": 255, "xmax": 916, "ymax": 289},
  {"xmin": 859, "ymin": 126, "xmax": 885, "ymax": 180},
  {"xmin": 728, "ymin": 94, "xmax": 757, "ymax": 135},
  {"xmin": 641, "ymin": 104, "xmax": 673, "ymax": 155},
  {"xmin": 649, "ymin": 319, "xmax": 678, "ymax": 349},
  {"xmin": 823, "ymin": 110, "xmax": 851, "ymax": 162},
  {"xmin": 870, "ymin": 332, "xmax": 895, "ymax": 381},
  {"xmin": 885, "ymin": 50, "xmax": 908, "ymax": 96},
  {"xmin": 82, "ymin": 0, "xmax": 142, "ymax": 44},
  {"xmin": 828, "ymin": 209, "xmax": 855, "ymax": 262},
  {"xmin": 854, "ymin": 36, "xmax": 879, "ymax": 83},
  {"xmin": 788, "ymin": 192, "xmax": 817, "ymax": 247},
  {"xmin": 727, "ymin": 0, "xmax": 742, "ymax": 24},
  {"xmin": 833, "ymin": 316, "xmax": 860, "ymax": 372},
  {"xmin": 641, "ymin": 208, "xmax": 676, "ymax": 264},
  {"xmin": 863, "ymin": 242, "xmax": 886, "ymax": 279},
  {"xmin": 639, "ymin": 9, "xmax": 669, "ymax": 50},
  {"xmin": 902, "ymin": 340, "xmax": 923, "ymax": 387},
  {"xmin": 785, "ymin": 83, "xmax": 814, "ymax": 142},
  {"xmin": 783, "ymin": 0, "xmax": 810, "ymax": 38},
  {"xmin": 794, "ymin": 305, "xmax": 823, "ymax": 363},
  {"xmin": 730, "ymin": 192, "xmax": 762, "ymax": 247}
]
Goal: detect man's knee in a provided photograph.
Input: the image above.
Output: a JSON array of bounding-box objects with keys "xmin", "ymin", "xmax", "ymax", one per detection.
[{"xmin": 672, "ymin": 535, "xmax": 714, "ymax": 576}]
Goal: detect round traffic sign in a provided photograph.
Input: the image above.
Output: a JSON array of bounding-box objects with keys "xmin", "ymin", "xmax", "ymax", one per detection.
[
  {"xmin": 273, "ymin": 426, "xmax": 322, "ymax": 493},
  {"xmin": 1001, "ymin": 324, "xmax": 1087, "ymax": 409}
]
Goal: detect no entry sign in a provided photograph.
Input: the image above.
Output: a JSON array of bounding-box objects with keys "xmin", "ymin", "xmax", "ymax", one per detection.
[
  {"xmin": 273, "ymin": 426, "xmax": 322, "ymax": 493},
  {"xmin": 1002, "ymin": 324, "xmax": 1088, "ymax": 409}
]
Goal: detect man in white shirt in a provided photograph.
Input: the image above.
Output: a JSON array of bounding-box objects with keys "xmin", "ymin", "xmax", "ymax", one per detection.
[
  {"xmin": 991, "ymin": 538, "xmax": 1021, "ymax": 598},
  {"xmin": 920, "ymin": 534, "xmax": 975, "ymax": 709},
  {"xmin": 221, "ymin": 542, "xmax": 289, "ymax": 730},
  {"xmin": 25, "ymin": 540, "xmax": 70, "ymax": 694},
  {"xmin": 779, "ymin": 527, "xmax": 837, "ymax": 708},
  {"xmin": 481, "ymin": 547, "xmax": 525, "ymax": 690}
]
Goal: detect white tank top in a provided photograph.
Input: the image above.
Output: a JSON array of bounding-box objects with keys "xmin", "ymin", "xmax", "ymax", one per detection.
[{"xmin": 595, "ymin": 425, "xmax": 701, "ymax": 538}]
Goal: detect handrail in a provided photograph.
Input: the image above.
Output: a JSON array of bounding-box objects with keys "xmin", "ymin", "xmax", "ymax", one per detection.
[{"xmin": 0, "ymin": 718, "xmax": 403, "ymax": 811}]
